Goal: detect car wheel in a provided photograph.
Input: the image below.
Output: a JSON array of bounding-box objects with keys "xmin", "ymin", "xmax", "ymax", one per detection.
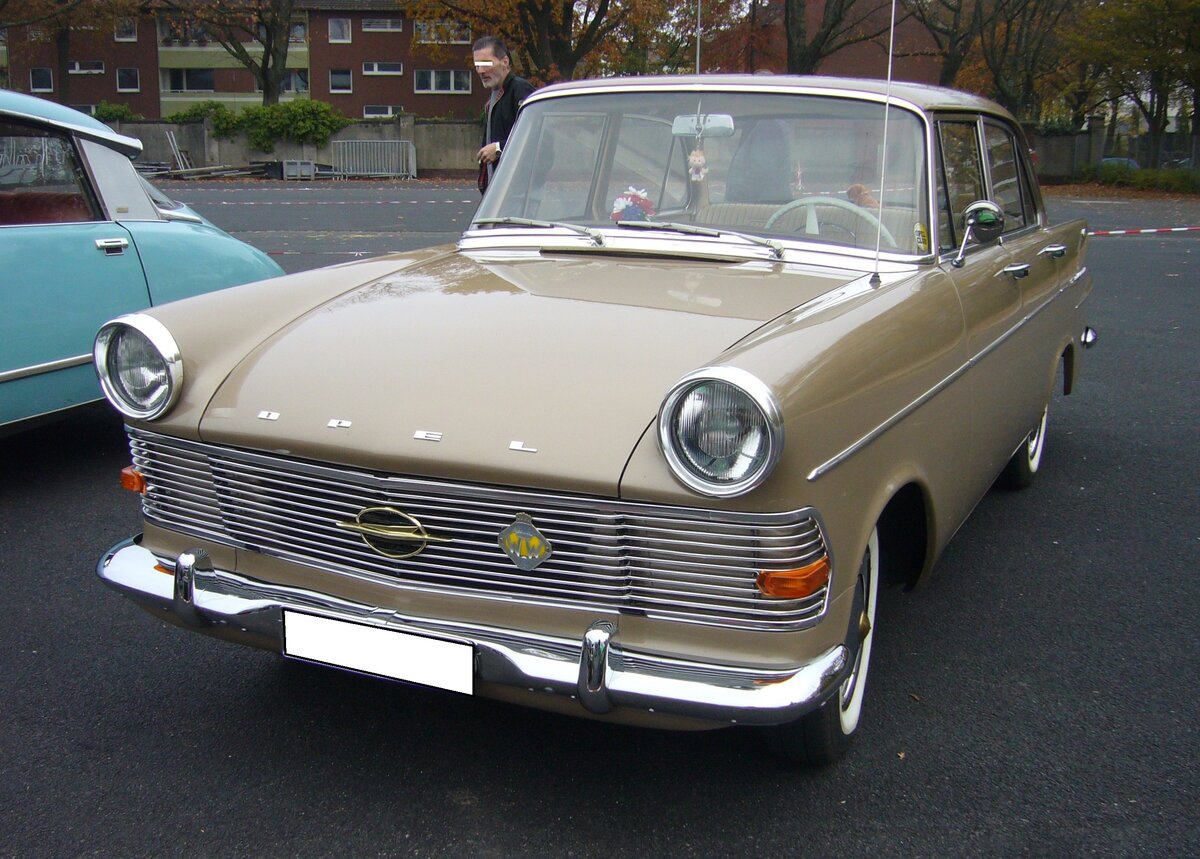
[
  {"xmin": 999, "ymin": 406, "xmax": 1048, "ymax": 490},
  {"xmin": 763, "ymin": 527, "xmax": 879, "ymax": 766}
]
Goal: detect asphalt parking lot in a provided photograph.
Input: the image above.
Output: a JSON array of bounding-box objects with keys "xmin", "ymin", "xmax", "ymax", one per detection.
[{"xmin": 0, "ymin": 181, "xmax": 1196, "ymax": 857}]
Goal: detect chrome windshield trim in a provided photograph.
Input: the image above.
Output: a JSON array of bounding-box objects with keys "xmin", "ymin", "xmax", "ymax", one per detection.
[
  {"xmin": 458, "ymin": 227, "xmax": 934, "ymax": 266},
  {"xmin": 0, "ymin": 353, "xmax": 92, "ymax": 383}
]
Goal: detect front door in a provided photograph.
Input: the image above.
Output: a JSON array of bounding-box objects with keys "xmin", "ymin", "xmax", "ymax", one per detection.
[{"xmin": 0, "ymin": 118, "xmax": 149, "ymax": 428}]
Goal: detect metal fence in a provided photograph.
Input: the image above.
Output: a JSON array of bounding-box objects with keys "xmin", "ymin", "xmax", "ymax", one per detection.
[{"xmin": 332, "ymin": 140, "xmax": 417, "ymax": 179}]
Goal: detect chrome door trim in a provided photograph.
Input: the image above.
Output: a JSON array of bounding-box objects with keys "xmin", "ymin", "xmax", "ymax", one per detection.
[{"xmin": 0, "ymin": 353, "xmax": 92, "ymax": 383}]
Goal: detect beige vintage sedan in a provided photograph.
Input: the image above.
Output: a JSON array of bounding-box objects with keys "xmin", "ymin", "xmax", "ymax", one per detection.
[{"xmin": 95, "ymin": 76, "xmax": 1095, "ymax": 765}]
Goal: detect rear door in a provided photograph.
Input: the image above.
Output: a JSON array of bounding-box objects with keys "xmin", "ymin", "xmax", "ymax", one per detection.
[{"xmin": 0, "ymin": 118, "xmax": 149, "ymax": 427}]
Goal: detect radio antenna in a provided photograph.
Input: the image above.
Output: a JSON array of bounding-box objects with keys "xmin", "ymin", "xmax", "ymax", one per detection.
[{"xmin": 870, "ymin": 0, "xmax": 899, "ymax": 287}]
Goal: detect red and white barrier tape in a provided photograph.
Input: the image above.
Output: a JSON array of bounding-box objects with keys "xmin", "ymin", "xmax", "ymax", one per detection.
[{"xmin": 1089, "ymin": 226, "xmax": 1200, "ymax": 236}]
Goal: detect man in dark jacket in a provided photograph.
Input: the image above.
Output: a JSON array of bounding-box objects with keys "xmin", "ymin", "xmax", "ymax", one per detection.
[{"xmin": 473, "ymin": 36, "xmax": 536, "ymax": 194}]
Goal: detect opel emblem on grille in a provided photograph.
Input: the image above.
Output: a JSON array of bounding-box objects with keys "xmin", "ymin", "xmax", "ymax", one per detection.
[
  {"xmin": 499, "ymin": 513, "xmax": 552, "ymax": 571},
  {"xmin": 335, "ymin": 507, "xmax": 451, "ymax": 559}
]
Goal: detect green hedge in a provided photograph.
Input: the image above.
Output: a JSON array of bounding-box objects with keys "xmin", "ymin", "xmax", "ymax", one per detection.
[
  {"xmin": 165, "ymin": 99, "xmax": 352, "ymax": 152},
  {"xmin": 94, "ymin": 101, "xmax": 142, "ymax": 122},
  {"xmin": 1079, "ymin": 162, "xmax": 1200, "ymax": 193}
]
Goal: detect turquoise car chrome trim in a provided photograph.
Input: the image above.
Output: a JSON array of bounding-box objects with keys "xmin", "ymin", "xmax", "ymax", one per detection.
[{"xmin": 0, "ymin": 354, "xmax": 92, "ymax": 384}]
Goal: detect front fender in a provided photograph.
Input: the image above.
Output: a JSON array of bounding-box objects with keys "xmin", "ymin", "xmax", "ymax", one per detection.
[{"xmin": 122, "ymin": 219, "xmax": 284, "ymax": 305}]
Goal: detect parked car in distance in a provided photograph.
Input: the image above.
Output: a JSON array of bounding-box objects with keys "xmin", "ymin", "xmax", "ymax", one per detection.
[
  {"xmin": 0, "ymin": 89, "xmax": 283, "ymax": 436},
  {"xmin": 1101, "ymin": 156, "xmax": 1141, "ymax": 170},
  {"xmin": 95, "ymin": 76, "xmax": 1096, "ymax": 765}
]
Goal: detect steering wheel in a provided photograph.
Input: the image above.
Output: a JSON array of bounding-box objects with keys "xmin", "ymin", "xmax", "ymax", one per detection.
[{"xmin": 764, "ymin": 196, "xmax": 898, "ymax": 249}]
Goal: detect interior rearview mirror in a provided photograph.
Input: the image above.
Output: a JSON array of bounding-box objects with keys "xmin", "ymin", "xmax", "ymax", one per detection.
[{"xmin": 671, "ymin": 114, "xmax": 736, "ymax": 138}]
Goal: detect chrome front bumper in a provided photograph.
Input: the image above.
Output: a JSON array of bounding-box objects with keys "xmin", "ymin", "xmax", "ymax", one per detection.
[{"xmin": 98, "ymin": 536, "xmax": 848, "ymax": 727}]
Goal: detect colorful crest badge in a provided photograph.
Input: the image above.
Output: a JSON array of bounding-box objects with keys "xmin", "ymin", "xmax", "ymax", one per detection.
[{"xmin": 499, "ymin": 513, "xmax": 553, "ymax": 571}]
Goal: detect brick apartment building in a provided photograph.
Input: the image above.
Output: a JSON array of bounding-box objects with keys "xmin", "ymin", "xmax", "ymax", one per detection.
[
  {"xmin": 0, "ymin": 1, "xmax": 943, "ymax": 122},
  {"xmin": 0, "ymin": 1, "xmax": 484, "ymax": 121}
]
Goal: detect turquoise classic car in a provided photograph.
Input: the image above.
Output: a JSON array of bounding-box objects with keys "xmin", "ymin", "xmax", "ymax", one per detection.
[{"xmin": 0, "ymin": 90, "xmax": 282, "ymax": 436}]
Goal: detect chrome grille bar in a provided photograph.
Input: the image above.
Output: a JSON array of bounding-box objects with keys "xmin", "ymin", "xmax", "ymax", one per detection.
[{"xmin": 128, "ymin": 429, "xmax": 830, "ymax": 630}]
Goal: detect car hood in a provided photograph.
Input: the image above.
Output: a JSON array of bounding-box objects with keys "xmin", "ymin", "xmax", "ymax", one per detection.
[{"xmin": 199, "ymin": 251, "xmax": 864, "ymax": 495}]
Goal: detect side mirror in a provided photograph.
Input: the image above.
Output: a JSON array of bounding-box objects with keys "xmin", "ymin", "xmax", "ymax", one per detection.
[{"xmin": 952, "ymin": 200, "xmax": 1005, "ymax": 267}]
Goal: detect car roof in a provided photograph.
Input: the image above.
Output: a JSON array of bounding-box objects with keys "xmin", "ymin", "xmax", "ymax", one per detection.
[
  {"xmin": 0, "ymin": 88, "xmax": 142, "ymax": 156},
  {"xmin": 525, "ymin": 75, "xmax": 1016, "ymax": 122}
]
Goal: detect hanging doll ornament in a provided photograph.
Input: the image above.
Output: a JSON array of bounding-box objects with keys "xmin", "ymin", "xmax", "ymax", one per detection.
[
  {"xmin": 688, "ymin": 149, "xmax": 708, "ymax": 182},
  {"xmin": 610, "ymin": 186, "xmax": 656, "ymax": 222}
]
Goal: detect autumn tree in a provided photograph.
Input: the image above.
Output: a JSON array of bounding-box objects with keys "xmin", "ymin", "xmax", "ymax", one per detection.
[
  {"xmin": 900, "ymin": 0, "xmax": 983, "ymax": 87},
  {"xmin": 0, "ymin": 0, "xmax": 84, "ymax": 27},
  {"xmin": 157, "ymin": 0, "xmax": 299, "ymax": 106},
  {"xmin": 974, "ymin": 0, "xmax": 1074, "ymax": 121},
  {"xmin": 1071, "ymin": 0, "xmax": 1200, "ymax": 166},
  {"xmin": 407, "ymin": 0, "xmax": 646, "ymax": 82},
  {"xmin": 782, "ymin": 0, "xmax": 894, "ymax": 75}
]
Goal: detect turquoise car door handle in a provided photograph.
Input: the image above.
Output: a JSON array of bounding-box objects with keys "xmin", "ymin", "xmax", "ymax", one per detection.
[{"xmin": 95, "ymin": 237, "xmax": 129, "ymax": 255}]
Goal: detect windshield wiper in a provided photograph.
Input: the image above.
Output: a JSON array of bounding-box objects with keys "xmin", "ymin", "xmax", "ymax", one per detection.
[
  {"xmin": 472, "ymin": 217, "xmax": 603, "ymax": 246},
  {"xmin": 616, "ymin": 219, "xmax": 784, "ymax": 260}
]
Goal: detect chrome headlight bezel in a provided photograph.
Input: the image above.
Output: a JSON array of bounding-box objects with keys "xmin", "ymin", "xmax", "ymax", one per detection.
[
  {"xmin": 658, "ymin": 367, "xmax": 784, "ymax": 498},
  {"xmin": 93, "ymin": 314, "xmax": 183, "ymax": 420}
]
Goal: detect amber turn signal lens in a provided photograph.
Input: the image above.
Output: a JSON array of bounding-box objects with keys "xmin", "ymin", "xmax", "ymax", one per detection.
[
  {"xmin": 120, "ymin": 465, "xmax": 147, "ymax": 494},
  {"xmin": 756, "ymin": 558, "xmax": 830, "ymax": 599}
]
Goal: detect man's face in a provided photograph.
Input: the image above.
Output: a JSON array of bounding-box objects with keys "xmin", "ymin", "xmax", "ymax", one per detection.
[{"xmin": 473, "ymin": 48, "xmax": 509, "ymax": 91}]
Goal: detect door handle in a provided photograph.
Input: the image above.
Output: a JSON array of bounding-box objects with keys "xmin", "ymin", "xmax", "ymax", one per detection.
[
  {"xmin": 95, "ymin": 238, "xmax": 128, "ymax": 256},
  {"xmin": 1002, "ymin": 263, "xmax": 1031, "ymax": 279},
  {"xmin": 1038, "ymin": 244, "xmax": 1067, "ymax": 258}
]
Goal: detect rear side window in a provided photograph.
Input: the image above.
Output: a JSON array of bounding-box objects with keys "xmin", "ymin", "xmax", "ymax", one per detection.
[
  {"xmin": 984, "ymin": 122, "xmax": 1034, "ymax": 232},
  {"xmin": 0, "ymin": 120, "xmax": 98, "ymax": 225}
]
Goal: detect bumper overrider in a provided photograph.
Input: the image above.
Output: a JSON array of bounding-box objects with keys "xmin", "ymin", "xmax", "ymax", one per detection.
[{"xmin": 98, "ymin": 537, "xmax": 852, "ymax": 727}]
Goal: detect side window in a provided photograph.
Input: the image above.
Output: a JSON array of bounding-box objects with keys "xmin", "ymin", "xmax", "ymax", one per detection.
[
  {"xmin": 936, "ymin": 120, "xmax": 984, "ymax": 252},
  {"xmin": 603, "ymin": 115, "xmax": 688, "ymax": 216},
  {"xmin": 517, "ymin": 113, "xmax": 607, "ymax": 221},
  {"xmin": 984, "ymin": 123, "xmax": 1032, "ymax": 232},
  {"xmin": 0, "ymin": 120, "xmax": 97, "ymax": 226}
]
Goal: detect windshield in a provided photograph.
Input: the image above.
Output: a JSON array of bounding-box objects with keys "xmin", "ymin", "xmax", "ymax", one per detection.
[{"xmin": 475, "ymin": 90, "xmax": 931, "ymax": 255}]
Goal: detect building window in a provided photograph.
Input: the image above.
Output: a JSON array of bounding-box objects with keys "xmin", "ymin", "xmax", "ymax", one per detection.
[
  {"xmin": 115, "ymin": 18, "xmax": 137, "ymax": 42},
  {"xmin": 165, "ymin": 68, "xmax": 215, "ymax": 92},
  {"xmin": 330, "ymin": 69, "xmax": 352, "ymax": 93},
  {"xmin": 30, "ymin": 68, "xmax": 53, "ymax": 92},
  {"xmin": 290, "ymin": 21, "xmax": 307, "ymax": 42},
  {"xmin": 363, "ymin": 105, "xmax": 404, "ymax": 118},
  {"xmin": 284, "ymin": 70, "xmax": 309, "ymax": 93},
  {"xmin": 363, "ymin": 19, "xmax": 403, "ymax": 32},
  {"xmin": 68, "ymin": 60, "xmax": 106, "ymax": 75},
  {"xmin": 0, "ymin": 27, "xmax": 7, "ymax": 45},
  {"xmin": 117, "ymin": 68, "xmax": 140, "ymax": 92},
  {"xmin": 256, "ymin": 70, "xmax": 309, "ymax": 93},
  {"xmin": 414, "ymin": 69, "xmax": 471, "ymax": 94},
  {"xmin": 329, "ymin": 18, "xmax": 351, "ymax": 43},
  {"xmin": 414, "ymin": 20, "xmax": 471, "ymax": 44},
  {"xmin": 363, "ymin": 61, "xmax": 403, "ymax": 76}
]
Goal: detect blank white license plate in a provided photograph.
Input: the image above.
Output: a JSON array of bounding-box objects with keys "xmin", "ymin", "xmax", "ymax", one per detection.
[{"xmin": 283, "ymin": 611, "xmax": 473, "ymax": 695}]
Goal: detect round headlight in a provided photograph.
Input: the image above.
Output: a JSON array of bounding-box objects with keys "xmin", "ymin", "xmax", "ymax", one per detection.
[
  {"xmin": 659, "ymin": 368, "xmax": 783, "ymax": 497},
  {"xmin": 93, "ymin": 315, "xmax": 182, "ymax": 420}
]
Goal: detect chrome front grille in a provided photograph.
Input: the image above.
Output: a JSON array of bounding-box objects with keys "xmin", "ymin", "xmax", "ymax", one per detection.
[{"xmin": 129, "ymin": 429, "xmax": 830, "ymax": 631}]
